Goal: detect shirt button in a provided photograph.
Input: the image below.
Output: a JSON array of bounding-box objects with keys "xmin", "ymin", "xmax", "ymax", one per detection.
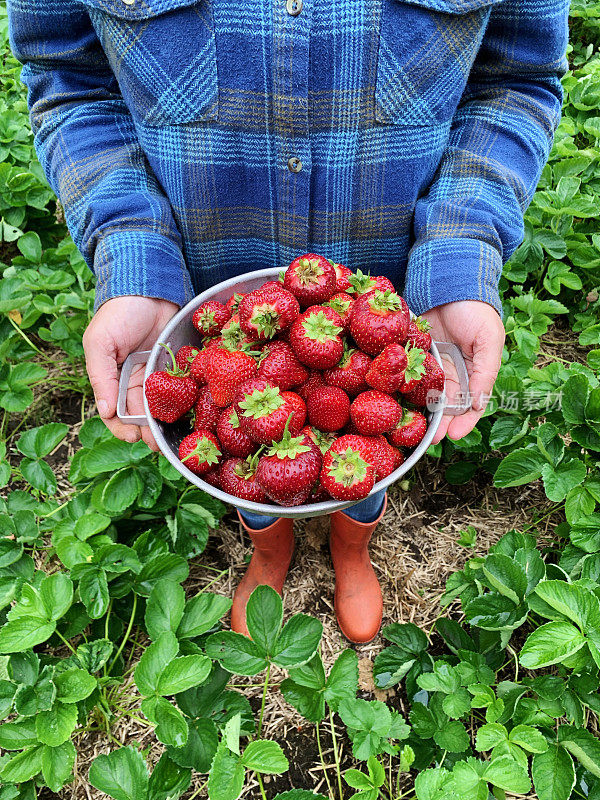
[
  {"xmin": 286, "ymin": 0, "xmax": 303, "ymax": 16},
  {"xmin": 287, "ymin": 156, "xmax": 303, "ymax": 173}
]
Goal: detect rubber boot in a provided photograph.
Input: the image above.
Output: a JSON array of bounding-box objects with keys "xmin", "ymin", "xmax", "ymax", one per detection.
[
  {"xmin": 329, "ymin": 496, "xmax": 387, "ymax": 644},
  {"xmin": 231, "ymin": 512, "xmax": 295, "ymax": 636}
]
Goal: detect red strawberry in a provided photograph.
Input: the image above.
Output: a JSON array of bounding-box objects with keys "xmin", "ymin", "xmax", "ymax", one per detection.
[
  {"xmin": 297, "ymin": 370, "xmax": 326, "ymax": 401},
  {"xmin": 289, "ymin": 307, "xmax": 344, "ymax": 369},
  {"xmin": 347, "ymin": 269, "xmax": 395, "ymax": 296},
  {"xmin": 220, "ymin": 455, "xmax": 266, "ymax": 502},
  {"xmin": 226, "ymin": 292, "xmax": 245, "ymax": 315},
  {"xmin": 179, "ymin": 430, "xmax": 223, "ymax": 476},
  {"xmin": 323, "ymin": 348, "xmax": 371, "ymax": 397},
  {"xmin": 388, "ymin": 408, "xmax": 428, "ymax": 448},
  {"xmin": 320, "ymin": 435, "xmax": 375, "ymax": 501},
  {"xmin": 350, "ymin": 390, "xmax": 402, "ymax": 435},
  {"xmin": 365, "ymin": 344, "xmax": 408, "ymax": 393},
  {"xmin": 235, "ymin": 380, "xmax": 305, "ymax": 444},
  {"xmin": 216, "ymin": 407, "xmax": 257, "ymax": 458},
  {"xmin": 361, "ymin": 435, "xmax": 401, "ymax": 480},
  {"xmin": 258, "ymin": 341, "xmax": 309, "ymax": 389},
  {"xmin": 145, "ymin": 345, "xmax": 200, "ymax": 423},
  {"xmin": 307, "ymin": 385, "xmax": 350, "ymax": 432},
  {"xmin": 219, "ymin": 314, "xmax": 258, "ymax": 350},
  {"xmin": 400, "ymin": 352, "xmax": 444, "ymax": 407},
  {"xmin": 256, "ymin": 429, "xmax": 322, "ymax": 506},
  {"xmin": 239, "ymin": 287, "xmax": 300, "ymax": 340},
  {"xmin": 203, "ymin": 468, "xmax": 222, "ymax": 489},
  {"xmin": 350, "ymin": 289, "xmax": 410, "ymax": 355},
  {"xmin": 329, "ymin": 261, "xmax": 353, "ymax": 292},
  {"xmin": 284, "ymin": 253, "xmax": 337, "ymax": 307},
  {"xmin": 192, "ymin": 301, "xmax": 231, "ymax": 337},
  {"xmin": 175, "ymin": 345, "xmax": 200, "ymax": 373},
  {"xmin": 390, "ymin": 445, "xmax": 404, "ymax": 471},
  {"xmin": 190, "ymin": 340, "xmax": 220, "ymax": 385},
  {"xmin": 204, "ymin": 347, "xmax": 258, "ymax": 407},
  {"xmin": 407, "ymin": 317, "xmax": 432, "ymax": 351},
  {"xmin": 324, "ymin": 292, "xmax": 355, "ymax": 332},
  {"xmin": 300, "ymin": 425, "xmax": 337, "ymax": 455},
  {"xmin": 193, "ymin": 386, "xmax": 221, "ymax": 433},
  {"xmin": 260, "ymin": 279, "xmax": 287, "ymax": 294}
]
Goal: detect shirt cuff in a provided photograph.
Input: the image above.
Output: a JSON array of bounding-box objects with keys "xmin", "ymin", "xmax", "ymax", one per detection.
[
  {"xmin": 93, "ymin": 229, "xmax": 194, "ymax": 311},
  {"xmin": 403, "ymin": 237, "xmax": 503, "ymax": 317}
]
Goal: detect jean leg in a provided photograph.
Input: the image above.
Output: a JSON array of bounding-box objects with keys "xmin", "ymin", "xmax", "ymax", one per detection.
[
  {"xmin": 341, "ymin": 489, "xmax": 387, "ymax": 523},
  {"xmin": 237, "ymin": 508, "xmax": 280, "ymax": 530}
]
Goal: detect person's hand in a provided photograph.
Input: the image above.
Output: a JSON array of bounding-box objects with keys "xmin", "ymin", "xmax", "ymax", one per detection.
[
  {"xmin": 83, "ymin": 296, "xmax": 179, "ymax": 450},
  {"xmin": 422, "ymin": 300, "xmax": 505, "ymax": 444}
]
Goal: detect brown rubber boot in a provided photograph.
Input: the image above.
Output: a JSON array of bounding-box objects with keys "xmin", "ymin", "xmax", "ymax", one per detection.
[
  {"xmin": 230, "ymin": 512, "xmax": 295, "ymax": 636},
  {"xmin": 329, "ymin": 496, "xmax": 387, "ymax": 644}
]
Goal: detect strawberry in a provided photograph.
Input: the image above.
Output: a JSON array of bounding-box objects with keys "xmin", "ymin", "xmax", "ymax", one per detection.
[
  {"xmin": 407, "ymin": 316, "xmax": 432, "ymax": 351},
  {"xmin": 362, "ymin": 435, "xmax": 401, "ymax": 480},
  {"xmin": 256, "ymin": 428, "xmax": 322, "ymax": 506},
  {"xmin": 179, "ymin": 430, "xmax": 223, "ymax": 476},
  {"xmin": 193, "ymin": 386, "xmax": 221, "ymax": 433},
  {"xmin": 400, "ymin": 352, "xmax": 444, "ymax": 407},
  {"xmin": 192, "ymin": 300, "xmax": 231, "ymax": 337},
  {"xmin": 390, "ymin": 445, "xmax": 404, "ymax": 471},
  {"xmin": 216, "ymin": 407, "xmax": 257, "ymax": 458},
  {"xmin": 388, "ymin": 408, "xmax": 428, "ymax": 448},
  {"xmin": 307, "ymin": 385, "xmax": 350, "ymax": 432},
  {"xmin": 225, "ymin": 292, "xmax": 245, "ymax": 315},
  {"xmin": 365, "ymin": 344, "xmax": 408, "ymax": 393},
  {"xmin": 324, "ymin": 292, "xmax": 354, "ymax": 331},
  {"xmin": 239, "ymin": 286, "xmax": 300, "ymax": 340},
  {"xmin": 258, "ymin": 341, "xmax": 309, "ymax": 389},
  {"xmin": 260, "ymin": 279, "xmax": 287, "ymax": 294},
  {"xmin": 220, "ymin": 455, "xmax": 266, "ymax": 502},
  {"xmin": 320, "ymin": 435, "xmax": 375, "ymax": 501},
  {"xmin": 219, "ymin": 314, "xmax": 258, "ymax": 350},
  {"xmin": 323, "ymin": 348, "xmax": 371, "ymax": 397},
  {"xmin": 297, "ymin": 370, "xmax": 326, "ymax": 401},
  {"xmin": 145, "ymin": 344, "xmax": 200, "ymax": 423},
  {"xmin": 235, "ymin": 380, "xmax": 305, "ymax": 444},
  {"xmin": 350, "ymin": 289, "xmax": 410, "ymax": 355},
  {"xmin": 329, "ymin": 261, "xmax": 353, "ymax": 292},
  {"xmin": 350, "ymin": 390, "xmax": 402, "ymax": 435},
  {"xmin": 175, "ymin": 345, "xmax": 200, "ymax": 373},
  {"xmin": 203, "ymin": 468, "xmax": 222, "ymax": 489},
  {"xmin": 190, "ymin": 340, "xmax": 220, "ymax": 385},
  {"xmin": 300, "ymin": 425, "xmax": 337, "ymax": 455},
  {"xmin": 204, "ymin": 347, "xmax": 258, "ymax": 407},
  {"xmin": 289, "ymin": 307, "xmax": 344, "ymax": 369},
  {"xmin": 347, "ymin": 269, "xmax": 395, "ymax": 296},
  {"xmin": 283, "ymin": 253, "xmax": 336, "ymax": 307}
]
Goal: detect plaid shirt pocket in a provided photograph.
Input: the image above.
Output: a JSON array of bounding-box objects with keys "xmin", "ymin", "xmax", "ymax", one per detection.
[
  {"xmin": 375, "ymin": 0, "xmax": 502, "ymax": 126},
  {"xmin": 81, "ymin": 0, "xmax": 218, "ymax": 125}
]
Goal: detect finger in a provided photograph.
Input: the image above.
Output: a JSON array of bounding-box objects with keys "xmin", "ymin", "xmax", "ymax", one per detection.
[
  {"xmin": 102, "ymin": 415, "xmax": 142, "ymax": 443},
  {"xmin": 446, "ymin": 408, "xmax": 483, "ymax": 441},
  {"xmin": 127, "ymin": 382, "xmax": 159, "ymax": 451},
  {"xmin": 83, "ymin": 324, "xmax": 119, "ymax": 421},
  {"xmin": 432, "ymin": 415, "xmax": 451, "ymax": 445},
  {"xmin": 468, "ymin": 336, "xmax": 503, "ymax": 413}
]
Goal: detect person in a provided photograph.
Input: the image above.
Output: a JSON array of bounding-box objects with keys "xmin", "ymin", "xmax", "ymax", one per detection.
[{"xmin": 8, "ymin": 0, "xmax": 568, "ymax": 643}]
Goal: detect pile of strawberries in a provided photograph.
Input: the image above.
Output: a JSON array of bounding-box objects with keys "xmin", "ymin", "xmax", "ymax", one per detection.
[{"xmin": 144, "ymin": 254, "xmax": 443, "ymax": 507}]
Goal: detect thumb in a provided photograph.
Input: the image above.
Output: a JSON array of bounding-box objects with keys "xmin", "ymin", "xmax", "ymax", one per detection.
[
  {"xmin": 468, "ymin": 338, "xmax": 503, "ymax": 413},
  {"xmin": 83, "ymin": 324, "xmax": 119, "ymax": 419}
]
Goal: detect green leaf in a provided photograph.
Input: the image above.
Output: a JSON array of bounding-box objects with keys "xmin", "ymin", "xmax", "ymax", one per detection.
[
  {"xmin": 167, "ymin": 718, "xmax": 218, "ymax": 774},
  {"xmin": 344, "ymin": 768, "xmax": 373, "ymax": 790},
  {"xmin": 89, "ymin": 746, "xmax": 149, "ymax": 800},
  {"xmin": 542, "ymin": 459, "xmax": 587, "ymax": 502},
  {"xmin": 54, "ymin": 668, "xmax": 96, "ymax": 703},
  {"xmin": 533, "ymin": 580, "xmax": 600, "ymax": 630},
  {"xmin": 464, "ymin": 592, "xmax": 526, "ymax": 631},
  {"xmin": 147, "ymin": 753, "xmax": 191, "ymax": 800},
  {"xmin": 205, "ymin": 631, "xmax": 268, "ymax": 676},
  {"xmin": 40, "ymin": 571, "xmax": 73, "ymax": 620},
  {"xmin": 41, "ymin": 741, "xmax": 76, "ymax": 793},
  {"xmin": 433, "ymin": 720, "xmax": 470, "ymax": 752},
  {"xmin": 135, "ymin": 554, "xmax": 189, "ymax": 597},
  {"xmin": 520, "ymin": 621, "xmax": 587, "ymax": 668},
  {"xmin": 207, "ymin": 742, "xmax": 244, "ymax": 800},
  {"xmin": 417, "ymin": 662, "xmax": 460, "ymax": 695},
  {"xmin": 79, "ymin": 567, "xmax": 109, "ymax": 619},
  {"xmin": 241, "ymin": 740, "xmax": 289, "ymax": 774},
  {"xmin": 273, "ymin": 614, "xmax": 322, "ymax": 668},
  {"xmin": 509, "ymin": 724, "xmax": 548, "ymax": 753},
  {"xmin": 156, "ymin": 655, "xmax": 212, "ymax": 696},
  {"xmin": 245, "ymin": 585, "xmax": 283, "ymax": 655},
  {"xmin": 17, "ymin": 231, "xmax": 42, "ymax": 262},
  {"xmin": 143, "ymin": 696, "xmax": 189, "ymax": 748},
  {"xmin": 493, "ymin": 448, "xmax": 545, "ymax": 488},
  {"xmin": 442, "ymin": 687, "xmax": 472, "ymax": 719},
  {"xmin": 36, "ymin": 702, "xmax": 78, "ymax": 746},
  {"xmin": 0, "ymin": 616, "xmax": 55, "ymax": 653},
  {"xmin": 482, "ymin": 553, "xmax": 527, "ymax": 604},
  {"xmin": 483, "ymin": 754, "xmax": 531, "ymax": 793},
  {"xmin": 145, "ymin": 579, "xmax": 185, "ymax": 641},
  {"xmin": 532, "ymin": 744, "xmax": 575, "ymax": 800},
  {"xmin": 17, "ymin": 423, "xmax": 69, "ymax": 459},
  {"xmin": 562, "ymin": 374, "xmax": 589, "ymax": 425},
  {"xmin": 414, "ymin": 768, "xmax": 454, "ymax": 800},
  {"xmin": 558, "ymin": 725, "xmax": 600, "ymax": 778},
  {"xmin": 102, "ymin": 467, "xmax": 142, "ymax": 513},
  {"xmin": 280, "ymin": 678, "xmax": 325, "ymax": 723},
  {"xmin": 475, "ymin": 722, "xmax": 506, "ymax": 751},
  {"xmin": 0, "ymin": 718, "xmax": 38, "ymax": 750},
  {"xmin": 324, "ymin": 649, "xmax": 358, "ymax": 711},
  {"xmin": 176, "ymin": 592, "xmax": 232, "ymax": 640},
  {"xmin": 21, "ymin": 457, "xmax": 57, "ymax": 494},
  {"xmin": 76, "ymin": 639, "xmax": 113, "ymax": 673},
  {"xmin": 0, "ymin": 744, "xmax": 43, "ymax": 783},
  {"xmin": 135, "ymin": 632, "xmax": 179, "ymax": 696}
]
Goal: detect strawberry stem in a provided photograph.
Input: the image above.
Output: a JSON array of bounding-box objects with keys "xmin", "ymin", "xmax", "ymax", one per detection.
[{"xmin": 159, "ymin": 342, "xmax": 181, "ymax": 375}]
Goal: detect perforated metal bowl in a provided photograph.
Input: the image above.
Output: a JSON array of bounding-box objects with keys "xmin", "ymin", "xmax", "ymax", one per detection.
[{"xmin": 117, "ymin": 268, "xmax": 470, "ymax": 518}]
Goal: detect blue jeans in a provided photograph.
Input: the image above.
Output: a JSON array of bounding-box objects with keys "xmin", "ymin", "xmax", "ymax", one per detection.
[{"xmin": 238, "ymin": 488, "xmax": 387, "ymax": 530}]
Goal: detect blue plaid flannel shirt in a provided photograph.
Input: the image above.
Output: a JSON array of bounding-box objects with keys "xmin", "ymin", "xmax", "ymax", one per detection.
[{"xmin": 8, "ymin": 0, "xmax": 568, "ymax": 314}]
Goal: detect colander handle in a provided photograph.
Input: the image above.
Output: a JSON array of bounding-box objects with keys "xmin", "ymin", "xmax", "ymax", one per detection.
[
  {"xmin": 434, "ymin": 341, "xmax": 471, "ymax": 416},
  {"xmin": 116, "ymin": 350, "xmax": 152, "ymax": 425}
]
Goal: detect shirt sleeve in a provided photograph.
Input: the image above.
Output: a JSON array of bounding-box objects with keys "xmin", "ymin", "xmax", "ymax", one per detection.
[
  {"xmin": 7, "ymin": 0, "xmax": 194, "ymax": 310},
  {"xmin": 402, "ymin": 0, "xmax": 569, "ymax": 317}
]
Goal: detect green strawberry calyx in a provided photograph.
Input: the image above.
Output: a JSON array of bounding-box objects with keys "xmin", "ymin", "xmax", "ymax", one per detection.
[
  {"xmin": 181, "ymin": 435, "xmax": 221, "ymax": 466},
  {"xmin": 403, "ymin": 345, "xmax": 426, "ymax": 383},
  {"xmin": 347, "ymin": 269, "xmax": 377, "ymax": 295},
  {"xmin": 325, "ymin": 295, "xmax": 352, "ymax": 315},
  {"xmin": 249, "ymin": 302, "xmax": 281, "ymax": 338},
  {"xmin": 414, "ymin": 315, "xmax": 432, "ymax": 332},
  {"xmin": 302, "ymin": 310, "xmax": 343, "ymax": 342},
  {"xmin": 368, "ymin": 289, "xmax": 403, "ymax": 315},
  {"xmin": 234, "ymin": 450, "xmax": 262, "ymax": 479},
  {"xmin": 229, "ymin": 409, "xmax": 241, "ymax": 428},
  {"xmin": 159, "ymin": 342, "xmax": 187, "ymax": 377},
  {"xmin": 196, "ymin": 308, "xmax": 217, "ymax": 332},
  {"xmin": 327, "ymin": 448, "xmax": 369, "ymax": 487},
  {"xmin": 294, "ymin": 256, "xmax": 325, "ymax": 285},
  {"xmin": 267, "ymin": 421, "xmax": 311, "ymax": 460},
  {"xmin": 239, "ymin": 385, "xmax": 284, "ymax": 419}
]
